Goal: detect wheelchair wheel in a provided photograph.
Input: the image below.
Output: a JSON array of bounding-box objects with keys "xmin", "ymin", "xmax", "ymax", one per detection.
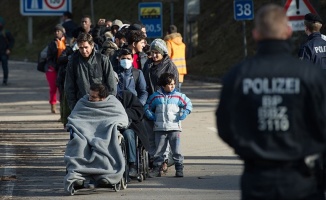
[
  {"xmin": 142, "ymin": 149, "xmax": 149, "ymax": 180},
  {"xmin": 120, "ymin": 137, "xmax": 128, "ymax": 189},
  {"xmin": 137, "ymin": 174, "xmax": 144, "ymax": 182},
  {"xmin": 121, "ymin": 176, "xmax": 127, "ymax": 190},
  {"xmin": 114, "ymin": 182, "xmax": 121, "ymax": 192}
]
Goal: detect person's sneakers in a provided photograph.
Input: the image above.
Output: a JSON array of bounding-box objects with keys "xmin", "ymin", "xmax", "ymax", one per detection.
[
  {"xmin": 2, "ymin": 82, "xmax": 7, "ymax": 86},
  {"xmin": 162, "ymin": 159, "xmax": 168, "ymax": 173},
  {"xmin": 129, "ymin": 162, "xmax": 138, "ymax": 178},
  {"xmin": 148, "ymin": 166, "xmax": 161, "ymax": 178},
  {"xmin": 175, "ymin": 164, "xmax": 184, "ymax": 177},
  {"xmin": 73, "ymin": 180, "xmax": 84, "ymax": 190}
]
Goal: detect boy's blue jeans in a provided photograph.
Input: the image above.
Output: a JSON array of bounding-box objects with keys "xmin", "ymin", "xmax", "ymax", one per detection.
[
  {"xmin": 1, "ymin": 54, "xmax": 8, "ymax": 83},
  {"xmin": 122, "ymin": 129, "xmax": 136, "ymax": 163},
  {"xmin": 153, "ymin": 131, "xmax": 183, "ymax": 167}
]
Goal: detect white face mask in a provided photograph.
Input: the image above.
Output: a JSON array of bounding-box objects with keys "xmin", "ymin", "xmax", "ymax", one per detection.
[{"xmin": 120, "ymin": 59, "xmax": 133, "ymax": 69}]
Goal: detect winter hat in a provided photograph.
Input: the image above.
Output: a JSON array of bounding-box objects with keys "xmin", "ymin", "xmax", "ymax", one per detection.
[
  {"xmin": 112, "ymin": 19, "xmax": 123, "ymax": 28},
  {"xmin": 168, "ymin": 25, "xmax": 177, "ymax": 34},
  {"xmin": 150, "ymin": 39, "xmax": 168, "ymax": 55},
  {"xmin": 129, "ymin": 23, "xmax": 142, "ymax": 31},
  {"xmin": 55, "ymin": 24, "xmax": 65, "ymax": 33},
  {"xmin": 304, "ymin": 13, "xmax": 323, "ymax": 23}
]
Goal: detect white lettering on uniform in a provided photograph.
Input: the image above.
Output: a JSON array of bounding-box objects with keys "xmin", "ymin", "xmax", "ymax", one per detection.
[
  {"xmin": 242, "ymin": 78, "xmax": 300, "ymax": 95},
  {"xmin": 314, "ymin": 46, "xmax": 326, "ymax": 53},
  {"xmin": 257, "ymin": 95, "xmax": 289, "ymax": 132},
  {"xmin": 242, "ymin": 78, "xmax": 298, "ymax": 132}
]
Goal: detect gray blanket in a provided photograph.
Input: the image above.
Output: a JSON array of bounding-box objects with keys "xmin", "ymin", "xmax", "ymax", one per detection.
[{"xmin": 64, "ymin": 95, "xmax": 128, "ymax": 193}]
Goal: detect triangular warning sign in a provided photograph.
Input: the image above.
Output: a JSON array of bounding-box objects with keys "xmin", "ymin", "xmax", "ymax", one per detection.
[{"xmin": 284, "ymin": 0, "xmax": 317, "ymax": 21}]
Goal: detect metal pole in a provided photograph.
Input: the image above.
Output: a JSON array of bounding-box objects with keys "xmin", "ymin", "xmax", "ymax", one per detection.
[
  {"xmin": 28, "ymin": 17, "xmax": 33, "ymax": 44},
  {"xmin": 170, "ymin": 2, "xmax": 174, "ymax": 25},
  {"xmin": 243, "ymin": 21, "xmax": 247, "ymax": 57}
]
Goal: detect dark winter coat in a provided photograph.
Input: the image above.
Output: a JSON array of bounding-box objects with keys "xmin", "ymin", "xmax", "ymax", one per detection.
[
  {"xmin": 143, "ymin": 55, "xmax": 179, "ymax": 95},
  {"xmin": 0, "ymin": 30, "xmax": 14, "ymax": 55},
  {"xmin": 117, "ymin": 90, "xmax": 149, "ymax": 151},
  {"xmin": 64, "ymin": 50, "xmax": 117, "ymax": 110},
  {"xmin": 116, "ymin": 66, "xmax": 148, "ymax": 105}
]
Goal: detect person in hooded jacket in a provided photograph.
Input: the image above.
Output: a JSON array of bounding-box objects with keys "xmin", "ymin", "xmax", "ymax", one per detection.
[
  {"xmin": 116, "ymin": 48, "xmax": 148, "ymax": 105},
  {"xmin": 164, "ymin": 25, "xmax": 186, "ymax": 90}
]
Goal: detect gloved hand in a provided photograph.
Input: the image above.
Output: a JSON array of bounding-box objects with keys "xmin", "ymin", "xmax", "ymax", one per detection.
[
  {"xmin": 179, "ymin": 109, "xmax": 190, "ymax": 121},
  {"xmin": 146, "ymin": 110, "xmax": 156, "ymax": 121}
]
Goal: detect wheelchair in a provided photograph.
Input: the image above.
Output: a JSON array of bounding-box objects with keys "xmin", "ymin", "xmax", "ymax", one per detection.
[{"xmin": 66, "ymin": 130, "xmax": 128, "ymax": 195}]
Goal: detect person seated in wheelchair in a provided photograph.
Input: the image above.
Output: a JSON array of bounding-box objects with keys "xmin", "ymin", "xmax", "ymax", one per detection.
[
  {"xmin": 114, "ymin": 72, "xmax": 150, "ymax": 179},
  {"xmin": 64, "ymin": 83, "xmax": 129, "ymax": 193}
]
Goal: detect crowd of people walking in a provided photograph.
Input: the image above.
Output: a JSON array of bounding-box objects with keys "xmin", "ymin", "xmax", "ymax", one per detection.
[{"xmin": 39, "ymin": 12, "xmax": 191, "ymax": 189}]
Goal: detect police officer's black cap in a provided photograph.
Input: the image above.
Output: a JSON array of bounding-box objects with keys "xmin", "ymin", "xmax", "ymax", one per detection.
[{"xmin": 304, "ymin": 13, "xmax": 323, "ymax": 23}]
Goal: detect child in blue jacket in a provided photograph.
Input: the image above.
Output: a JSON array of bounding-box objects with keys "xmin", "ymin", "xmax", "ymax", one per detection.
[{"xmin": 144, "ymin": 73, "xmax": 192, "ymax": 177}]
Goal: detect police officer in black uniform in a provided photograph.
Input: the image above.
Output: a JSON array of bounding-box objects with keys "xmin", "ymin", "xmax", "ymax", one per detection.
[
  {"xmin": 298, "ymin": 13, "xmax": 326, "ymax": 69},
  {"xmin": 216, "ymin": 4, "xmax": 326, "ymax": 200}
]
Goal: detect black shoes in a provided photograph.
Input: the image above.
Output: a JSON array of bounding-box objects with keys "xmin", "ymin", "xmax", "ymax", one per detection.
[{"xmin": 175, "ymin": 164, "xmax": 184, "ymax": 177}]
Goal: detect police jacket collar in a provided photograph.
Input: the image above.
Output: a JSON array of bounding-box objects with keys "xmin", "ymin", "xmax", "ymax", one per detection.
[
  {"xmin": 307, "ymin": 32, "xmax": 321, "ymax": 40},
  {"xmin": 257, "ymin": 40, "xmax": 292, "ymax": 55}
]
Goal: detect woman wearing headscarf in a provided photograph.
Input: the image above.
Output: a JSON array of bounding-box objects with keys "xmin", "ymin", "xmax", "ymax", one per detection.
[{"xmin": 143, "ymin": 38, "xmax": 179, "ymax": 173}]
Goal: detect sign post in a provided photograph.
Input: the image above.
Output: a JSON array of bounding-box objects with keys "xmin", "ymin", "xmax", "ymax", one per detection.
[
  {"xmin": 284, "ymin": 0, "xmax": 317, "ymax": 31},
  {"xmin": 234, "ymin": 0, "xmax": 254, "ymax": 58},
  {"xmin": 20, "ymin": 0, "xmax": 71, "ymax": 16},
  {"xmin": 20, "ymin": 0, "xmax": 72, "ymax": 44},
  {"xmin": 138, "ymin": 2, "xmax": 163, "ymax": 38}
]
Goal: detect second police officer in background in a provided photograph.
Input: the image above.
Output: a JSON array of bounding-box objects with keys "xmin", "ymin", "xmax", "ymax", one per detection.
[{"xmin": 298, "ymin": 13, "xmax": 326, "ymax": 68}]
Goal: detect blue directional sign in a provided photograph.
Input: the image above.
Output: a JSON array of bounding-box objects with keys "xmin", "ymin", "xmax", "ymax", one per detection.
[
  {"xmin": 20, "ymin": 0, "xmax": 72, "ymax": 16},
  {"xmin": 234, "ymin": 0, "xmax": 254, "ymax": 20},
  {"xmin": 139, "ymin": 2, "xmax": 163, "ymax": 38}
]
